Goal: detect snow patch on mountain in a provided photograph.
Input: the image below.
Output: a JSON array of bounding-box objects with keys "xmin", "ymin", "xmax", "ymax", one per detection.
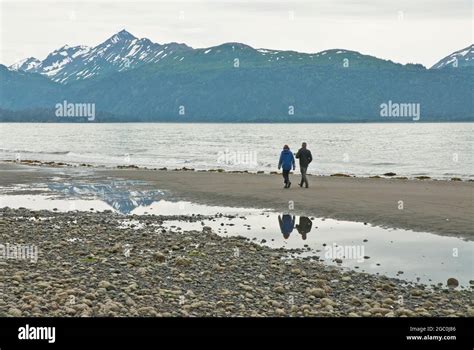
[
  {"xmin": 8, "ymin": 30, "xmax": 191, "ymax": 84},
  {"xmin": 8, "ymin": 57, "xmax": 41, "ymax": 72},
  {"xmin": 431, "ymin": 44, "xmax": 474, "ymax": 69}
]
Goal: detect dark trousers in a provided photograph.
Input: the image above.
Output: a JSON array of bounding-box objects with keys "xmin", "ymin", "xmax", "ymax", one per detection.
[
  {"xmin": 282, "ymin": 169, "xmax": 290, "ymax": 184},
  {"xmin": 300, "ymin": 166, "xmax": 308, "ymax": 187}
]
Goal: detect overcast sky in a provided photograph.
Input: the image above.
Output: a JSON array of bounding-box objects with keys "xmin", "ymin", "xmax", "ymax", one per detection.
[{"xmin": 0, "ymin": 0, "xmax": 472, "ymax": 67}]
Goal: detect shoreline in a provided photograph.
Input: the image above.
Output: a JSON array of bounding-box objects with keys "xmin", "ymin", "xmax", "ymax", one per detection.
[
  {"xmin": 1, "ymin": 161, "xmax": 473, "ymax": 239},
  {"xmin": 1, "ymin": 208, "xmax": 472, "ymax": 317},
  {"xmin": 1, "ymin": 159, "xmax": 473, "ymax": 182}
]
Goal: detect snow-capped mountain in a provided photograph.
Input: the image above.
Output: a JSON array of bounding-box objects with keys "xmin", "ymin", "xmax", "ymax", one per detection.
[
  {"xmin": 8, "ymin": 29, "xmax": 413, "ymax": 85},
  {"xmin": 2, "ymin": 36, "xmax": 472, "ymax": 122},
  {"xmin": 431, "ymin": 44, "xmax": 474, "ymax": 69},
  {"xmin": 8, "ymin": 29, "xmax": 473, "ymax": 88},
  {"xmin": 9, "ymin": 57, "xmax": 41, "ymax": 72},
  {"xmin": 37, "ymin": 45, "xmax": 91, "ymax": 79},
  {"xmin": 9, "ymin": 29, "xmax": 191, "ymax": 84}
]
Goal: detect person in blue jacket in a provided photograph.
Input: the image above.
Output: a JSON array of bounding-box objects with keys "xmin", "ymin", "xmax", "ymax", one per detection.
[{"xmin": 278, "ymin": 144, "xmax": 295, "ymax": 188}]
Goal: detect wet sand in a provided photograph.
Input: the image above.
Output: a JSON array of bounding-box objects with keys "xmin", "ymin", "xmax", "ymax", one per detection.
[
  {"xmin": 101, "ymin": 168, "xmax": 474, "ymax": 239},
  {"xmin": 1, "ymin": 162, "xmax": 473, "ymax": 239}
]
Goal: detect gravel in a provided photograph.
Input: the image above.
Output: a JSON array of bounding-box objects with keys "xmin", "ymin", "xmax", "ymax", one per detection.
[{"xmin": 0, "ymin": 207, "xmax": 472, "ymax": 317}]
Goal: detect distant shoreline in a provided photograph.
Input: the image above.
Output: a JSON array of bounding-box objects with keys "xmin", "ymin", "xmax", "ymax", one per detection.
[
  {"xmin": 2, "ymin": 159, "xmax": 473, "ymax": 182},
  {"xmin": 1, "ymin": 121, "xmax": 473, "ymax": 124}
]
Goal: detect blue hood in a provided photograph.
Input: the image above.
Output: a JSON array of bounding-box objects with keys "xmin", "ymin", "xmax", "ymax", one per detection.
[{"xmin": 279, "ymin": 149, "xmax": 295, "ymax": 170}]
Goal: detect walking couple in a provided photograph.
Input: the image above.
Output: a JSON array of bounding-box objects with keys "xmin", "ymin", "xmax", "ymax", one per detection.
[{"xmin": 278, "ymin": 142, "xmax": 312, "ymax": 189}]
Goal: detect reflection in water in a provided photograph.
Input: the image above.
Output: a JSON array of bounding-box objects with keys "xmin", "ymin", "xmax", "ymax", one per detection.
[
  {"xmin": 1, "ymin": 181, "xmax": 472, "ymax": 287},
  {"xmin": 279, "ymin": 214, "xmax": 313, "ymax": 240},
  {"xmin": 296, "ymin": 216, "xmax": 312, "ymax": 240},
  {"xmin": 160, "ymin": 212, "xmax": 473, "ymax": 287},
  {"xmin": 278, "ymin": 214, "xmax": 295, "ymax": 239},
  {"xmin": 48, "ymin": 181, "xmax": 165, "ymax": 214}
]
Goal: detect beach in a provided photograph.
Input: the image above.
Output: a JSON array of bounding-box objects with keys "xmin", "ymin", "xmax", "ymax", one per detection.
[
  {"xmin": 102, "ymin": 168, "xmax": 474, "ymax": 239},
  {"xmin": 0, "ymin": 161, "xmax": 473, "ymax": 317},
  {"xmin": 2, "ymin": 162, "xmax": 472, "ymax": 238}
]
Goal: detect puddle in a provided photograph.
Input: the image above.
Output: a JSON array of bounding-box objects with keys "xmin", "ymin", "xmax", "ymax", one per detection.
[
  {"xmin": 47, "ymin": 181, "xmax": 165, "ymax": 214},
  {"xmin": 0, "ymin": 180, "xmax": 472, "ymax": 288},
  {"xmin": 131, "ymin": 200, "xmax": 262, "ymax": 216},
  {"xmin": 0, "ymin": 194, "xmax": 114, "ymax": 212},
  {"xmin": 0, "ymin": 180, "xmax": 166, "ymax": 214},
  {"xmin": 160, "ymin": 213, "xmax": 473, "ymax": 288}
]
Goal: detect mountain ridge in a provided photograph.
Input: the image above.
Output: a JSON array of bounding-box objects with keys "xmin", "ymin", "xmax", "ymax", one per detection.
[
  {"xmin": 8, "ymin": 29, "xmax": 434, "ymax": 84},
  {"xmin": 1, "ymin": 31, "xmax": 473, "ymax": 122},
  {"xmin": 431, "ymin": 44, "xmax": 474, "ymax": 69}
]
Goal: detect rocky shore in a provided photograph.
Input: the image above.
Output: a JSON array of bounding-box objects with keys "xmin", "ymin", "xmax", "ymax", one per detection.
[{"xmin": 0, "ymin": 208, "xmax": 472, "ymax": 317}]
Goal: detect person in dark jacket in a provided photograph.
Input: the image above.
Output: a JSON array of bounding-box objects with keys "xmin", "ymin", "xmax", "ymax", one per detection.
[
  {"xmin": 278, "ymin": 145, "xmax": 295, "ymax": 188},
  {"xmin": 296, "ymin": 216, "xmax": 312, "ymax": 240},
  {"xmin": 295, "ymin": 142, "xmax": 313, "ymax": 188},
  {"xmin": 278, "ymin": 214, "xmax": 295, "ymax": 239}
]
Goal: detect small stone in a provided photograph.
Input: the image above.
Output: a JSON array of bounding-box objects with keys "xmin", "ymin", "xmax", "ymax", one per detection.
[
  {"xmin": 125, "ymin": 297, "xmax": 135, "ymax": 306},
  {"xmin": 305, "ymin": 288, "xmax": 326, "ymax": 298},
  {"xmin": 369, "ymin": 307, "xmax": 391, "ymax": 315},
  {"xmin": 447, "ymin": 278, "xmax": 459, "ymax": 288},
  {"xmin": 275, "ymin": 308, "xmax": 286, "ymax": 316},
  {"xmin": 153, "ymin": 252, "xmax": 166, "ymax": 262},
  {"xmin": 136, "ymin": 267, "xmax": 147, "ymax": 275},
  {"xmin": 175, "ymin": 257, "xmax": 192, "ymax": 267},
  {"xmin": 8, "ymin": 307, "xmax": 22, "ymax": 317},
  {"xmin": 374, "ymin": 291, "xmax": 384, "ymax": 298},
  {"xmin": 320, "ymin": 298, "xmax": 335, "ymax": 307},
  {"xmin": 98, "ymin": 280, "xmax": 113, "ymax": 290},
  {"xmin": 37, "ymin": 281, "xmax": 50, "ymax": 289},
  {"xmin": 12, "ymin": 273, "xmax": 23, "ymax": 282},
  {"xmin": 274, "ymin": 286, "xmax": 286, "ymax": 294},
  {"xmin": 411, "ymin": 289, "xmax": 423, "ymax": 296},
  {"xmin": 350, "ymin": 296, "xmax": 362, "ymax": 305}
]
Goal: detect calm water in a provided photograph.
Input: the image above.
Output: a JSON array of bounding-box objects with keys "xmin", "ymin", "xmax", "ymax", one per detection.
[
  {"xmin": 0, "ymin": 123, "xmax": 473, "ymax": 178},
  {"xmin": 0, "ymin": 179, "xmax": 472, "ymax": 287}
]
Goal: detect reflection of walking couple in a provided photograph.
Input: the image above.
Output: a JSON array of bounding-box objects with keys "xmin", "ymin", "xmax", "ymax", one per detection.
[
  {"xmin": 278, "ymin": 142, "xmax": 312, "ymax": 188},
  {"xmin": 278, "ymin": 215, "xmax": 312, "ymax": 240}
]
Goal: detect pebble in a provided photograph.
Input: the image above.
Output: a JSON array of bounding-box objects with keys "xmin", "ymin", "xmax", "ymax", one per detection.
[
  {"xmin": 305, "ymin": 288, "xmax": 326, "ymax": 298},
  {"xmin": 447, "ymin": 278, "xmax": 459, "ymax": 288},
  {"xmin": 0, "ymin": 207, "xmax": 471, "ymax": 317}
]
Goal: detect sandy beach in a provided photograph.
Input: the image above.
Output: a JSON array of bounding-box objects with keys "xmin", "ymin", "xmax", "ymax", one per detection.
[
  {"xmin": 0, "ymin": 161, "xmax": 473, "ymax": 318},
  {"xmin": 1, "ymin": 162, "xmax": 473, "ymax": 239},
  {"xmin": 99, "ymin": 168, "xmax": 474, "ymax": 239}
]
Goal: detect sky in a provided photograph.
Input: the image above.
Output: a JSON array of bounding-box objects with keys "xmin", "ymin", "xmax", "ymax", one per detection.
[{"xmin": 0, "ymin": 0, "xmax": 472, "ymax": 68}]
